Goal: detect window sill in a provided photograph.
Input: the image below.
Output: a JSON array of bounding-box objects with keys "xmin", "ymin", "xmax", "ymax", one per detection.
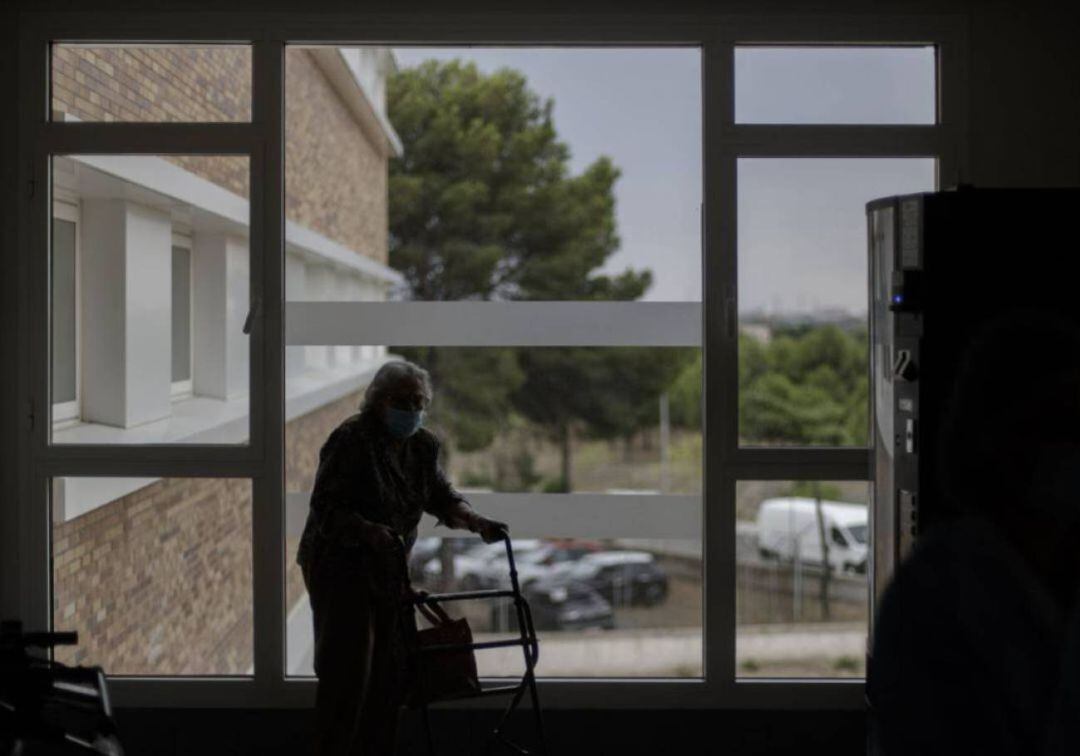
[{"xmin": 50, "ymin": 357, "xmax": 391, "ymax": 521}]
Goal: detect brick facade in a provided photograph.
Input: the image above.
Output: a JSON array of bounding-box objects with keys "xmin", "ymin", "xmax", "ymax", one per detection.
[
  {"xmin": 53, "ymin": 390, "xmax": 364, "ymax": 675},
  {"xmin": 51, "ymin": 45, "xmax": 388, "ymax": 262},
  {"xmin": 47, "ymin": 42, "xmax": 393, "ymax": 672},
  {"xmin": 53, "ymin": 478, "xmax": 254, "ymax": 674},
  {"xmin": 286, "ymin": 49, "xmax": 389, "ymax": 263}
]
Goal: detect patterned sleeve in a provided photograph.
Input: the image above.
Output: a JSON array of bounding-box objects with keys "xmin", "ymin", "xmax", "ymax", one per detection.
[
  {"xmin": 308, "ymin": 424, "xmax": 375, "ymax": 546},
  {"xmin": 422, "ymin": 431, "xmax": 474, "ymax": 529}
]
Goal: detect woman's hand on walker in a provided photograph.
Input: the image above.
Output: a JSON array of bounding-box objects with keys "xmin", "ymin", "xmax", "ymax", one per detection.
[{"xmin": 471, "ymin": 516, "xmax": 509, "ymax": 544}]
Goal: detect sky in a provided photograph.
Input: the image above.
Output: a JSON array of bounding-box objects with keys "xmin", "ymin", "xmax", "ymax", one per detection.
[{"xmin": 391, "ymin": 46, "xmax": 936, "ymax": 315}]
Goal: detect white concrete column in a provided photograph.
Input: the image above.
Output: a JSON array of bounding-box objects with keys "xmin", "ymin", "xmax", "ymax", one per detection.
[
  {"xmin": 370, "ymin": 280, "xmax": 389, "ymax": 361},
  {"xmin": 346, "ymin": 276, "xmax": 366, "ymax": 364},
  {"xmin": 304, "ymin": 263, "xmax": 331, "ymax": 370},
  {"xmin": 80, "ymin": 199, "xmax": 172, "ymax": 428},
  {"xmin": 333, "ymin": 273, "xmax": 353, "ymax": 368},
  {"xmin": 285, "ymin": 252, "xmax": 307, "ymax": 380},
  {"xmin": 192, "ymin": 232, "xmax": 249, "ymax": 399}
]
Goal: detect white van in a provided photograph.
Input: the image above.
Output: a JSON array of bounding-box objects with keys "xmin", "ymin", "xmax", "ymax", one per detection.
[{"xmin": 755, "ymin": 497, "xmax": 868, "ymax": 574}]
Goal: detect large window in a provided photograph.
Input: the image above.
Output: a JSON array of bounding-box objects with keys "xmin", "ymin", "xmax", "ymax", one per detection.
[
  {"xmin": 283, "ymin": 45, "xmax": 704, "ymax": 679},
  {"xmin": 14, "ymin": 17, "xmax": 961, "ymax": 709}
]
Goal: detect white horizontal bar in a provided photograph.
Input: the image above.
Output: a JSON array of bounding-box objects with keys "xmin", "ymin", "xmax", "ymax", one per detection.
[
  {"xmin": 285, "ymin": 302, "xmax": 702, "ymax": 346},
  {"xmin": 285, "ymin": 491, "xmax": 701, "ymax": 539}
]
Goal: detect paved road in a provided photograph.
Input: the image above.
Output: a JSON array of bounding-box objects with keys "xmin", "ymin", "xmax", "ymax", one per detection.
[{"xmin": 288, "ymin": 605, "xmax": 863, "ymax": 678}]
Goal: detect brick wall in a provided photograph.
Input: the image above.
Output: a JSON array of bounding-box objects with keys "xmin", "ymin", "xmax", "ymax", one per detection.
[
  {"xmin": 53, "ymin": 391, "xmax": 363, "ymax": 675},
  {"xmin": 47, "ymin": 40, "xmax": 392, "ymax": 674},
  {"xmin": 51, "ymin": 45, "xmax": 388, "ymax": 262},
  {"xmin": 53, "ymin": 478, "xmax": 253, "ymax": 674},
  {"xmin": 285, "ymin": 49, "xmax": 389, "ymax": 263}
]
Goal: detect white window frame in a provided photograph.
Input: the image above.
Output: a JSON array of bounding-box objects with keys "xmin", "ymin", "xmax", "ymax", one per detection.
[
  {"xmin": 13, "ymin": 11, "xmax": 966, "ymax": 712},
  {"xmin": 170, "ymin": 232, "xmax": 195, "ymax": 400},
  {"xmin": 50, "ymin": 197, "xmax": 81, "ymax": 425}
]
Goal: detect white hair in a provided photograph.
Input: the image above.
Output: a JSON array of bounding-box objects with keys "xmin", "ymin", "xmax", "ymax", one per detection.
[{"xmin": 360, "ymin": 360, "xmax": 433, "ymax": 415}]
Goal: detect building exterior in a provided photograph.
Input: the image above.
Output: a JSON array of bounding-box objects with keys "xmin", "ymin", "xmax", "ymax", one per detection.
[{"xmin": 49, "ymin": 46, "xmax": 401, "ymax": 673}]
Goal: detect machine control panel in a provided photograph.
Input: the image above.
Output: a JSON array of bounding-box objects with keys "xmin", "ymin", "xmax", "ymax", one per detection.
[{"xmin": 892, "ymin": 349, "xmax": 918, "ymax": 382}]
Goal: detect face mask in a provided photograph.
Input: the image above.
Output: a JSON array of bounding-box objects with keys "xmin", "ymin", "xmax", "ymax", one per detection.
[{"xmin": 385, "ymin": 406, "xmax": 424, "ymax": 439}]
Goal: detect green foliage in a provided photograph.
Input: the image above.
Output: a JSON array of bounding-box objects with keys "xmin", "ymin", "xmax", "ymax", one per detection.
[
  {"xmin": 404, "ymin": 347, "xmax": 523, "ymax": 452},
  {"xmin": 664, "ymin": 325, "xmax": 868, "ymax": 447},
  {"xmin": 833, "ymin": 655, "xmax": 860, "ymax": 672},
  {"xmin": 668, "ymin": 351, "xmax": 703, "ymax": 428},
  {"xmin": 740, "ymin": 325, "xmax": 868, "ymax": 446},
  {"xmin": 460, "ymin": 471, "xmax": 495, "ymax": 488},
  {"xmin": 540, "ymin": 477, "xmax": 569, "ymax": 494},
  {"xmin": 515, "ymin": 347, "xmax": 691, "ymax": 442},
  {"xmin": 388, "ymin": 59, "xmax": 867, "ymax": 457},
  {"xmin": 388, "ymin": 59, "xmax": 680, "ymax": 455},
  {"xmin": 388, "ymin": 59, "xmax": 649, "ymax": 302}
]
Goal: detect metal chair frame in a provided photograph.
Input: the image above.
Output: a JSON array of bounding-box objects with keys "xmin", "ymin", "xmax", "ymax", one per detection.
[{"xmin": 406, "ymin": 534, "xmax": 548, "ymax": 756}]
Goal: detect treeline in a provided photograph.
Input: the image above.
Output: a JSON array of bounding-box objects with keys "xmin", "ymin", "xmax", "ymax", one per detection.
[
  {"xmin": 667, "ymin": 323, "xmax": 869, "ymax": 446},
  {"xmin": 387, "ymin": 59, "xmax": 868, "ymax": 489}
]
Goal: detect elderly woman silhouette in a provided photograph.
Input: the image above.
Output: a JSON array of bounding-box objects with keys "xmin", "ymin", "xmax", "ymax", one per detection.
[{"xmin": 297, "ymin": 360, "xmax": 507, "ymax": 755}]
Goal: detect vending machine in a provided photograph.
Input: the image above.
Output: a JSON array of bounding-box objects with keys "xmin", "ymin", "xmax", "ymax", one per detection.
[{"xmin": 867, "ymin": 187, "xmax": 1080, "ymax": 623}]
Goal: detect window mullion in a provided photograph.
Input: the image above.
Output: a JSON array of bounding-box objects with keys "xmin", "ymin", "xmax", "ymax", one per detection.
[
  {"xmin": 19, "ymin": 29, "xmax": 53, "ymax": 632},
  {"xmin": 703, "ymin": 36, "xmax": 736, "ymax": 699},
  {"xmin": 728, "ymin": 448, "xmax": 873, "ymax": 481},
  {"xmin": 251, "ymin": 36, "xmax": 286, "ymax": 695}
]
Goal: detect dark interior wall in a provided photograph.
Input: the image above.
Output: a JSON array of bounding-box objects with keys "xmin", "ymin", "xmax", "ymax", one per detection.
[
  {"xmin": 113, "ymin": 707, "xmax": 866, "ymax": 756},
  {"xmin": 1, "ymin": 0, "xmax": 1077, "ymax": 754},
  {"xmin": 965, "ymin": 3, "xmax": 1080, "ymax": 187}
]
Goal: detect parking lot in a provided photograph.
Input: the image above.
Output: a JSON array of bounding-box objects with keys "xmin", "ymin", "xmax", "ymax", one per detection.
[{"xmin": 287, "ymin": 529, "xmax": 868, "ymax": 679}]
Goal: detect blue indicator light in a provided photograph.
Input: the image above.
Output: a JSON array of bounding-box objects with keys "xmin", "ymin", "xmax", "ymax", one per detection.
[{"xmin": 892, "ymin": 294, "xmax": 904, "ymax": 303}]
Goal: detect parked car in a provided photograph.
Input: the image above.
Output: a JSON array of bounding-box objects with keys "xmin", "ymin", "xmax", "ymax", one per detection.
[
  {"xmin": 422, "ymin": 539, "xmax": 544, "ymax": 590},
  {"xmin": 555, "ymin": 551, "xmax": 669, "ymax": 607},
  {"xmin": 755, "ymin": 497, "xmax": 868, "ymax": 574},
  {"xmin": 407, "ymin": 537, "xmax": 475, "ymax": 583},
  {"xmin": 520, "ymin": 576, "xmax": 615, "ymax": 632},
  {"xmin": 475, "ymin": 540, "xmax": 604, "ymax": 590}
]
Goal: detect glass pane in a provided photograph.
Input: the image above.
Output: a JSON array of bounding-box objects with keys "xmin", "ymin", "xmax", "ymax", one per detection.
[
  {"xmin": 49, "ymin": 155, "xmax": 250, "ymax": 444},
  {"xmin": 51, "ymin": 217, "xmax": 77, "ymax": 405},
  {"xmin": 286, "ymin": 535, "xmax": 701, "ymax": 679},
  {"xmin": 736, "ymin": 481, "xmax": 869, "ymax": 678},
  {"xmin": 735, "ymin": 46, "xmax": 936, "ymax": 124},
  {"xmin": 171, "ymin": 246, "xmax": 192, "ymax": 383},
  {"xmin": 286, "ymin": 46, "xmax": 701, "ymax": 303},
  {"xmin": 51, "ymin": 44, "xmax": 252, "ymax": 122},
  {"xmin": 51, "ymin": 477, "xmax": 253, "ymax": 675},
  {"xmin": 284, "ymin": 347, "xmax": 701, "ymax": 495},
  {"xmin": 283, "ymin": 346, "xmax": 702, "ymax": 678},
  {"xmin": 738, "ymin": 158, "xmax": 935, "ymax": 446}
]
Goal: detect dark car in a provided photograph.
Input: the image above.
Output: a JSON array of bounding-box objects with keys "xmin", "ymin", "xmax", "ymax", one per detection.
[
  {"xmin": 518, "ymin": 577, "xmax": 615, "ymax": 632},
  {"xmin": 557, "ymin": 551, "xmax": 669, "ymax": 607},
  {"xmin": 474, "ymin": 540, "xmax": 604, "ymax": 591}
]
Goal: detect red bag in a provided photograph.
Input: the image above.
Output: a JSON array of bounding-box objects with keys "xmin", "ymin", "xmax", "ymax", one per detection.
[{"xmin": 409, "ymin": 600, "xmax": 481, "ymax": 705}]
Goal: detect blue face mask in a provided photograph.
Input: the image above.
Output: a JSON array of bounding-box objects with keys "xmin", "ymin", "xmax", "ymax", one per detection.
[{"xmin": 385, "ymin": 406, "xmax": 424, "ymax": 439}]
